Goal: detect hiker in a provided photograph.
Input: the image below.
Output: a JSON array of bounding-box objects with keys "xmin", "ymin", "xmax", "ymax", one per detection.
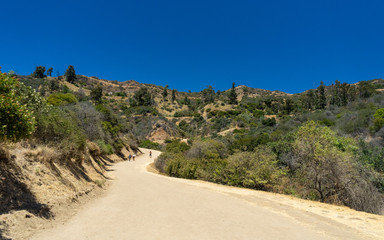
[
  {"xmin": 132, "ymin": 153, "xmax": 136, "ymax": 161},
  {"xmin": 128, "ymin": 154, "xmax": 132, "ymax": 161},
  {"xmin": 149, "ymin": 151, "xmax": 152, "ymax": 158}
]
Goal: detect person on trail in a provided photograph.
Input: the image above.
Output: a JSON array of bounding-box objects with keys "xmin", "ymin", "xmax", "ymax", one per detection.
[
  {"xmin": 149, "ymin": 151, "xmax": 152, "ymax": 158},
  {"xmin": 128, "ymin": 154, "xmax": 132, "ymax": 161},
  {"xmin": 132, "ymin": 154, "xmax": 136, "ymax": 161}
]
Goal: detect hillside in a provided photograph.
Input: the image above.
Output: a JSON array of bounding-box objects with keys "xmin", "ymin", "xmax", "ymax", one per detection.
[{"xmin": 1, "ymin": 68, "xmax": 384, "ymax": 238}]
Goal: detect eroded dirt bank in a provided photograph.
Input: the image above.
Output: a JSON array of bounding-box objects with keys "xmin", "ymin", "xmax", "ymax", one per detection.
[{"xmin": 0, "ymin": 142, "xmax": 134, "ymax": 240}]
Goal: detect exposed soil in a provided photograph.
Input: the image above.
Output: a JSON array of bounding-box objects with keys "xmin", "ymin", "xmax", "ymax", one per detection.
[{"xmin": 0, "ymin": 143, "xmax": 135, "ymax": 240}]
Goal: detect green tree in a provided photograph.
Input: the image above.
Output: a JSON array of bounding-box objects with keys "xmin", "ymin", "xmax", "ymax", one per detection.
[
  {"xmin": 202, "ymin": 86, "xmax": 215, "ymax": 104},
  {"xmin": 47, "ymin": 67, "xmax": 53, "ymax": 76},
  {"xmin": 358, "ymin": 81, "xmax": 375, "ymax": 99},
  {"xmin": 32, "ymin": 66, "xmax": 46, "ymax": 78},
  {"xmin": 90, "ymin": 85, "xmax": 103, "ymax": 103},
  {"xmin": 0, "ymin": 71, "xmax": 35, "ymax": 141},
  {"xmin": 130, "ymin": 87, "xmax": 152, "ymax": 106},
  {"xmin": 65, "ymin": 65, "xmax": 76, "ymax": 84},
  {"xmin": 162, "ymin": 85, "xmax": 168, "ymax": 101},
  {"xmin": 228, "ymin": 82, "xmax": 238, "ymax": 105},
  {"xmin": 171, "ymin": 89, "xmax": 176, "ymax": 103},
  {"xmin": 316, "ymin": 81, "xmax": 326, "ymax": 109},
  {"xmin": 293, "ymin": 121, "xmax": 383, "ymax": 213}
]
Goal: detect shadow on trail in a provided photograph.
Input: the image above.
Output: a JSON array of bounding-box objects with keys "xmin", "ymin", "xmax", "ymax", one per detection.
[{"xmin": 0, "ymin": 159, "xmax": 52, "ymax": 219}]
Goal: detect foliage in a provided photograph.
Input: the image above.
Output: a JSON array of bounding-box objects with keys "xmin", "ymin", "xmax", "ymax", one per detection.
[
  {"xmin": 224, "ymin": 146, "xmax": 287, "ymax": 190},
  {"xmin": 262, "ymin": 117, "xmax": 276, "ymax": 126},
  {"xmin": 47, "ymin": 67, "xmax": 53, "ymax": 77},
  {"xmin": 130, "ymin": 87, "xmax": 152, "ymax": 106},
  {"xmin": 201, "ymin": 86, "xmax": 215, "ymax": 104},
  {"xmin": 228, "ymin": 82, "xmax": 238, "ymax": 105},
  {"xmin": 90, "ymin": 85, "xmax": 103, "ymax": 103},
  {"xmin": 171, "ymin": 89, "xmax": 176, "ymax": 102},
  {"xmin": 162, "ymin": 86, "xmax": 168, "ymax": 100},
  {"xmin": 293, "ymin": 121, "xmax": 383, "ymax": 213},
  {"xmin": 165, "ymin": 139, "xmax": 190, "ymax": 153},
  {"xmin": 139, "ymin": 139, "xmax": 162, "ymax": 150},
  {"xmin": 65, "ymin": 65, "xmax": 76, "ymax": 84},
  {"xmin": 32, "ymin": 66, "xmax": 46, "ymax": 78},
  {"xmin": 47, "ymin": 93, "xmax": 78, "ymax": 106},
  {"xmin": 95, "ymin": 140, "xmax": 114, "ymax": 155},
  {"xmin": 373, "ymin": 108, "xmax": 384, "ymax": 131},
  {"xmin": 0, "ymin": 72, "xmax": 36, "ymax": 141},
  {"xmin": 34, "ymin": 107, "xmax": 86, "ymax": 152}
]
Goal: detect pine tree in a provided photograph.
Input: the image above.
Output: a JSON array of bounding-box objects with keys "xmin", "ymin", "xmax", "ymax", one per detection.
[
  {"xmin": 32, "ymin": 66, "xmax": 46, "ymax": 78},
  {"xmin": 202, "ymin": 86, "xmax": 215, "ymax": 103},
  {"xmin": 65, "ymin": 65, "xmax": 77, "ymax": 84},
  {"xmin": 228, "ymin": 82, "xmax": 238, "ymax": 105},
  {"xmin": 162, "ymin": 85, "xmax": 168, "ymax": 101},
  {"xmin": 171, "ymin": 89, "xmax": 176, "ymax": 103},
  {"xmin": 316, "ymin": 81, "xmax": 326, "ymax": 109}
]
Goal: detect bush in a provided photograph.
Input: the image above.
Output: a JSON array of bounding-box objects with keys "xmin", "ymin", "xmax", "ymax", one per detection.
[
  {"xmin": 47, "ymin": 93, "xmax": 78, "ymax": 106},
  {"xmin": 186, "ymin": 139, "xmax": 228, "ymax": 160},
  {"xmin": 165, "ymin": 140, "xmax": 190, "ymax": 153},
  {"xmin": 34, "ymin": 107, "xmax": 86, "ymax": 152},
  {"xmin": 67, "ymin": 102, "xmax": 105, "ymax": 141},
  {"xmin": 262, "ymin": 117, "xmax": 276, "ymax": 126},
  {"xmin": 140, "ymin": 139, "xmax": 162, "ymax": 150},
  {"xmin": 373, "ymin": 108, "xmax": 384, "ymax": 131},
  {"xmin": 95, "ymin": 140, "xmax": 114, "ymax": 155},
  {"xmin": 224, "ymin": 146, "xmax": 287, "ymax": 190},
  {"xmin": 0, "ymin": 72, "xmax": 35, "ymax": 141}
]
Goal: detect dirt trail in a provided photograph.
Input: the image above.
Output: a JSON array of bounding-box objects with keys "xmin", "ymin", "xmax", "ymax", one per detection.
[{"xmin": 30, "ymin": 149, "xmax": 384, "ymax": 240}]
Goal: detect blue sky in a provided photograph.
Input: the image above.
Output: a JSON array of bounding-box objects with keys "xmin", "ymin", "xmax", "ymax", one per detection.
[{"xmin": 1, "ymin": 0, "xmax": 383, "ymax": 93}]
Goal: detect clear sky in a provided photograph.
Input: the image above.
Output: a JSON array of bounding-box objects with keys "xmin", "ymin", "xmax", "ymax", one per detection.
[{"xmin": 1, "ymin": 0, "xmax": 383, "ymax": 93}]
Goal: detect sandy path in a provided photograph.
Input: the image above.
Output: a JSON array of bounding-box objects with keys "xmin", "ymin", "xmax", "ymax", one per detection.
[{"xmin": 30, "ymin": 149, "xmax": 384, "ymax": 240}]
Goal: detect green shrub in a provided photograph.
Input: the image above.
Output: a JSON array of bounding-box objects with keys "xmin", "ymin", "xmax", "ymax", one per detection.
[
  {"xmin": 47, "ymin": 93, "xmax": 78, "ymax": 106},
  {"xmin": 95, "ymin": 140, "xmax": 114, "ymax": 155},
  {"xmin": 165, "ymin": 140, "xmax": 190, "ymax": 153},
  {"xmin": 34, "ymin": 107, "xmax": 86, "ymax": 151},
  {"xmin": 373, "ymin": 108, "xmax": 384, "ymax": 131},
  {"xmin": 262, "ymin": 117, "xmax": 276, "ymax": 126},
  {"xmin": 0, "ymin": 72, "xmax": 35, "ymax": 141},
  {"xmin": 224, "ymin": 146, "xmax": 287, "ymax": 190},
  {"xmin": 140, "ymin": 139, "xmax": 162, "ymax": 150}
]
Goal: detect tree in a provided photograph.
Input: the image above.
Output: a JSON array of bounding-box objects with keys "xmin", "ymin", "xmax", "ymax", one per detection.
[
  {"xmin": 316, "ymin": 81, "xmax": 326, "ymax": 109},
  {"xmin": 90, "ymin": 85, "xmax": 103, "ymax": 103},
  {"xmin": 0, "ymin": 71, "xmax": 35, "ymax": 141},
  {"xmin": 202, "ymin": 86, "xmax": 215, "ymax": 104},
  {"xmin": 171, "ymin": 89, "xmax": 176, "ymax": 103},
  {"xmin": 32, "ymin": 66, "xmax": 46, "ymax": 78},
  {"xmin": 47, "ymin": 67, "xmax": 53, "ymax": 76},
  {"xmin": 130, "ymin": 87, "xmax": 152, "ymax": 106},
  {"xmin": 358, "ymin": 81, "xmax": 375, "ymax": 99},
  {"xmin": 162, "ymin": 85, "xmax": 168, "ymax": 101},
  {"xmin": 65, "ymin": 65, "xmax": 76, "ymax": 84},
  {"xmin": 228, "ymin": 82, "xmax": 238, "ymax": 105},
  {"xmin": 293, "ymin": 121, "xmax": 383, "ymax": 213}
]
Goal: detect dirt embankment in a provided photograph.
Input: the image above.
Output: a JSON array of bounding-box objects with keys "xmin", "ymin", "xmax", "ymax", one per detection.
[{"xmin": 0, "ymin": 141, "xmax": 136, "ymax": 240}]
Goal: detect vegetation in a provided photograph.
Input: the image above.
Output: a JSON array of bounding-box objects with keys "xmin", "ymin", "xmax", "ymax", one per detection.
[
  {"xmin": 1, "ymin": 64, "xmax": 384, "ymax": 214},
  {"xmin": 65, "ymin": 65, "xmax": 76, "ymax": 84},
  {"xmin": 0, "ymin": 71, "xmax": 35, "ymax": 141}
]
